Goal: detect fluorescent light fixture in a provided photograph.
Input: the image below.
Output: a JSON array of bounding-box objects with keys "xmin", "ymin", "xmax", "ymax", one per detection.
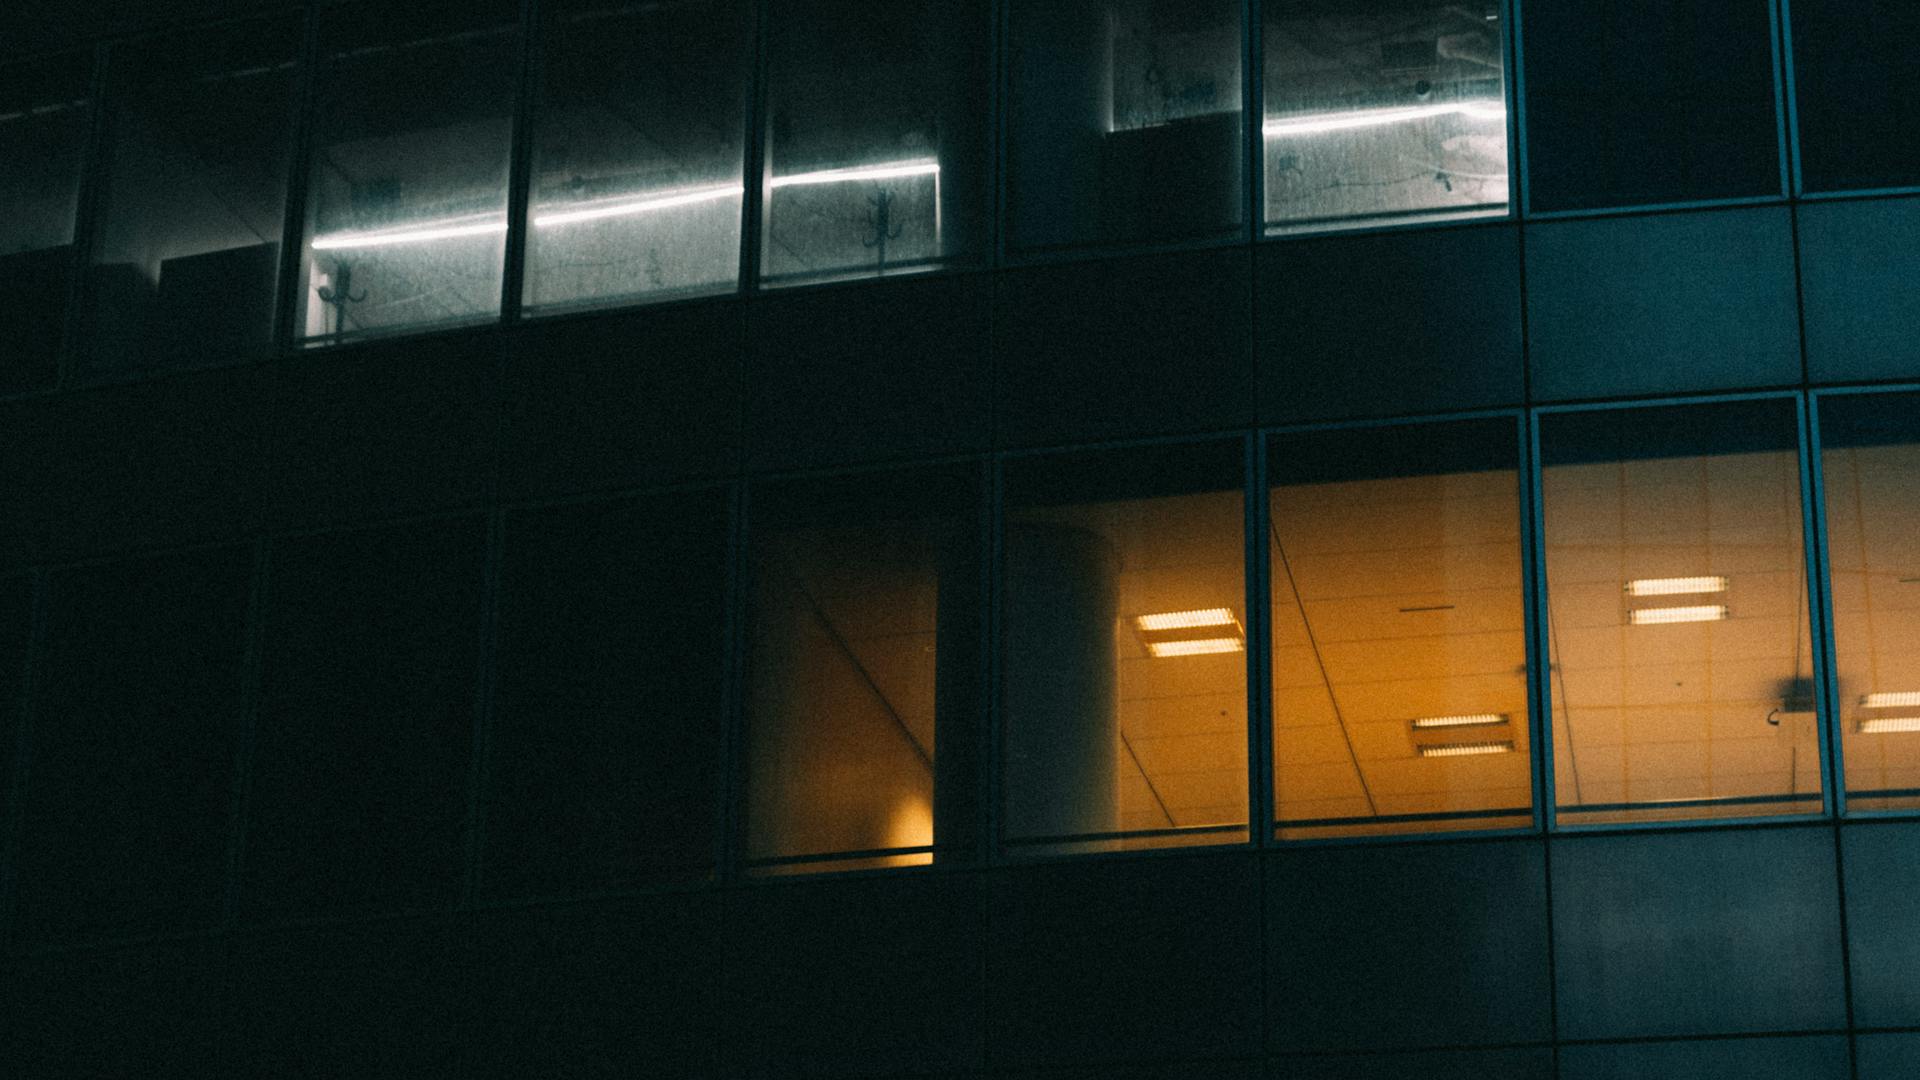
[
  {"xmin": 1410, "ymin": 713, "xmax": 1509, "ymax": 730},
  {"xmin": 1263, "ymin": 102, "xmax": 1506, "ymax": 138},
  {"xmin": 532, "ymin": 183, "xmax": 742, "ymax": 227},
  {"xmin": 1418, "ymin": 740, "xmax": 1514, "ymax": 758},
  {"xmin": 1861, "ymin": 691, "xmax": 1920, "ymax": 709},
  {"xmin": 1628, "ymin": 605, "xmax": 1729, "ymax": 626},
  {"xmin": 1624, "ymin": 576, "xmax": 1729, "ymax": 597},
  {"xmin": 1859, "ymin": 716, "xmax": 1920, "ymax": 734},
  {"xmin": 1135, "ymin": 608, "xmax": 1238, "ymax": 632},
  {"xmin": 770, "ymin": 160, "xmax": 941, "ymax": 188},
  {"xmin": 309, "ymin": 216, "xmax": 506, "ymax": 251},
  {"xmin": 1146, "ymin": 637, "xmax": 1245, "ymax": 658}
]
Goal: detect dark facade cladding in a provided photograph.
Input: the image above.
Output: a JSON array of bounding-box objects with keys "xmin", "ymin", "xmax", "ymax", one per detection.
[{"xmin": 3, "ymin": 0, "xmax": 1920, "ymax": 1076}]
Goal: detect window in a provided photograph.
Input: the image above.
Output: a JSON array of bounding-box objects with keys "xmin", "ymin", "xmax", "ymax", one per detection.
[
  {"xmin": 1790, "ymin": 0, "xmax": 1920, "ymax": 193},
  {"xmin": 1007, "ymin": 0, "xmax": 1244, "ymax": 251},
  {"xmin": 298, "ymin": 0, "xmax": 520, "ymax": 343},
  {"xmin": 1817, "ymin": 392, "xmax": 1920, "ymax": 813},
  {"xmin": 80, "ymin": 18, "xmax": 298, "ymax": 375},
  {"xmin": 1262, "ymin": 0, "xmax": 1508, "ymax": 233},
  {"xmin": 743, "ymin": 465, "xmax": 984, "ymax": 873},
  {"xmin": 1540, "ymin": 400, "xmax": 1823, "ymax": 825},
  {"xmin": 522, "ymin": 0, "xmax": 749, "ymax": 314},
  {"xmin": 0, "ymin": 52, "xmax": 90, "ymax": 391},
  {"xmin": 1521, "ymin": 0, "xmax": 1781, "ymax": 212},
  {"xmin": 1001, "ymin": 440, "xmax": 1250, "ymax": 854},
  {"xmin": 760, "ymin": 0, "xmax": 989, "ymax": 287},
  {"xmin": 1269, "ymin": 419, "xmax": 1533, "ymax": 838}
]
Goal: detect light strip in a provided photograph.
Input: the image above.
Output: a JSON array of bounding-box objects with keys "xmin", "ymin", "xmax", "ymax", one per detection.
[
  {"xmin": 1861, "ymin": 692, "xmax": 1920, "ymax": 709},
  {"xmin": 1418, "ymin": 741, "xmax": 1514, "ymax": 758},
  {"xmin": 769, "ymin": 160, "xmax": 941, "ymax": 188},
  {"xmin": 1147, "ymin": 637, "xmax": 1245, "ymax": 658},
  {"xmin": 531, "ymin": 183, "xmax": 742, "ymax": 227},
  {"xmin": 309, "ymin": 216, "xmax": 506, "ymax": 251},
  {"xmin": 1628, "ymin": 605, "xmax": 1729, "ymax": 626},
  {"xmin": 1263, "ymin": 102, "xmax": 1506, "ymax": 138},
  {"xmin": 1410, "ymin": 713, "xmax": 1509, "ymax": 730},
  {"xmin": 1859, "ymin": 716, "xmax": 1920, "ymax": 734},
  {"xmin": 1135, "ymin": 608, "xmax": 1238, "ymax": 632},
  {"xmin": 1625, "ymin": 576, "xmax": 1729, "ymax": 597}
]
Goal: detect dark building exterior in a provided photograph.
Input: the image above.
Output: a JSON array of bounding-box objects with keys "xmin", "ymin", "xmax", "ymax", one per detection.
[{"xmin": 2, "ymin": 0, "xmax": 1919, "ymax": 1077}]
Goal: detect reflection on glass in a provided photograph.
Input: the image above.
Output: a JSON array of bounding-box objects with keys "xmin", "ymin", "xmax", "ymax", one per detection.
[
  {"xmin": 1790, "ymin": 1, "xmax": 1920, "ymax": 193},
  {"xmin": 298, "ymin": 2, "xmax": 519, "ymax": 343},
  {"xmin": 0, "ymin": 52, "xmax": 90, "ymax": 390},
  {"xmin": 1008, "ymin": 0, "xmax": 1244, "ymax": 251},
  {"xmin": 82, "ymin": 19, "xmax": 297, "ymax": 374},
  {"xmin": 523, "ymin": 0, "xmax": 748, "ymax": 314},
  {"xmin": 761, "ymin": 0, "xmax": 988, "ymax": 287},
  {"xmin": 1269, "ymin": 420, "xmax": 1531, "ymax": 839},
  {"xmin": 1002, "ymin": 442, "xmax": 1249, "ymax": 854},
  {"xmin": 1818, "ymin": 393, "xmax": 1920, "ymax": 812},
  {"xmin": 1541, "ymin": 401, "xmax": 1822, "ymax": 825},
  {"xmin": 1263, "ymin": 0, "xmax": 1507, "ymax": 233},
  {"xmin": 744, "ymin": 466, "xmax": 982, "ymax": 874}
]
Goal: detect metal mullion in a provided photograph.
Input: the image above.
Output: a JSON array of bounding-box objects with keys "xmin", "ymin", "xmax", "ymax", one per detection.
[
  {"xmin": 1243, "ymin": 0, "xmax": 1262, "ymax": 241},
  {"xmin": 1527, "ymin": 407, "xmax": 1558, "ymax": 831},
  {"xmin": 56, "ymin": 42, "xmax": 113, "ymax": 385},
  {"xmin": 737, "ymin": 0, "xmax": 771, "ymax": 296},
  {"xmin": 271, "ymin": 6, "xmax": 322, "ymax": 354},
  {"xmin": 1772, "ymin": 0, "xmax": 1801, "ymax": 198},
  {"xmin": 1246, "ymin": 431, "xmax": 1274, "ymax": 845},
  {"xmin": 1802, "ymin": 394, "xmax": 1846, "ymax": 819},
  {"xmin": 498, "ymin": 0, "xmax": 544, "ymax": 324},
  {"xmin": 1510, "ymin": 0, "xmax": 1531, "ymax": 218}
]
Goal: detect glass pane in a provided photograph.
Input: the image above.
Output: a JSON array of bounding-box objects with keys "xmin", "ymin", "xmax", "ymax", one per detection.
[
  {"xmin": 1262, "ymin": 0, "xmax": 1508, "ymax": 234},
  {"xmin": 298, "ymin": 1, "xmax": 520, "ymax": 343},
  {"xmin": 1002, "ymin": 441, "xmax": 1249, "ymax": 854},
  {"xmin": 1269, "ymin": 420, "xmax": 1532, "ymax": 839},
  {"xmin": 522, "ymin": 0, "xmax": 748, "ymax": 314},
  {"xmin": 1818, "ymin": 393, "xmax": 1920, "ymax": 813},
  {"xmin": 744, "ymin": 465, "xmax": 983, "ymax": 873},
  {"xmin": 760, "ymin": 0, "xmax": 988, "ymax": 287},
  {"xmin": 1007, "ymin": 0, "xmax": 1244, "ymax": 251},
  {"xmin": 1541, "ymin": 400, "xmax": 1822, "ymax": 826},
  {"xmin": 81, "ymin": 18, "xmax": 297, "ymax": 376},
  {"xmin": 1522, "ymin": 0, "xmax": 1781, "ymax": 212},
  {"xmin": 1791, "ymin": 0, "xmax": 1920, "ymax": 193},
  {"xmin": 0, "ymin": 52, "xmax": 91, "ymax": 391}
]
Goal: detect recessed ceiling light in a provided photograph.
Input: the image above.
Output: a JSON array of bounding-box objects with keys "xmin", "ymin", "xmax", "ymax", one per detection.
[
  {"xmin": 1146, "ymin": 637, "xmax": 1245, "ymax": 658},
  {"xmin": 1409, "ymin": 713, "xmax": 1509, "ymax": 730},
  {"xmin": 1628, "ymin": 605, "xmax": 1729, "ymax": 625},
  {"xmin": 1861, "ymin": 692, "xmax": 1920, "ymax": 709},
  {"xmin": 1624, "ymin": 576, "xmax": 1729, "ymax": 597},
  {"xmin": 1859, "ymin": 716, "xmax": 1920, "ymax": 734},
  {"xmin": 1135, "ymin": 608, "xmax": 1238, "ymax": 632},
  {"xmin": 1418, "ymin": 741, "xmax": 1515, "ymax": 758}
]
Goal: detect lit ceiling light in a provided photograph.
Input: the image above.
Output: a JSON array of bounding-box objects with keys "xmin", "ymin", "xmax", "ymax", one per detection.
[
  {"xmin": 1262, "ymin": 101, "xmax": 1506, "ymax": 138},
  {"xmin": 1410, "ymin": 713, "xmax": 1509, "ymax": 730},
  {"xmin": 770, "ymin": 160, "xmax": 941, "ymax": 188},
  {"xmin": 1859, "ymin": 716, "xmax": 1920, "ymax": 734},
  {"xmin": 1628, "ymin": 605, "xmax": 1729, "ymax": 625},
  {"xmin": 1135, "ymin": 608, "xmax": 1238, "ymax": 632},
  {"xmin": 309, "ymin": 216, "xmax": 506, "ymax": 251},
  {"xmin": 1418, "ymin": 740, "xmax": 1514, "ymax": 758},
  {"xmin": 1146, "ymin": 637, "xmax": 1245, "ymax": 658},
  {"xmin": 532, "ymin": 183, "xmax": 743, "ymax": 227},
  {"xmin": 1861, "ymin": 691, "xmax": 1920, "ymax": 709},
  {"xmin": 1624, "ymin": 576, "xmax": 1729, "ymax": 597}
]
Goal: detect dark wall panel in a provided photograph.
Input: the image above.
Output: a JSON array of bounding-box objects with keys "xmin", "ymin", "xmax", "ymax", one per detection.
[
  {"xmin": 996, "ymin": 247, "xmax": 1255, "ymax": 448},
  {"xmin": 482, "ymin": 490, "xmax": 728, "ymax": 900},
  {"xmin": 987, "ymin": 851, "xmax": 1262, "ymax": 1069},
  {"xmin": 1549, "ymin": 826, "xmax": 1847, "ymax": 1040},
  {"xmin": 242, "ymin": 515, "xmax": 486, "ymax": 920},
  {"xmin": 0, "ymin": 365, "xmax": 265, "ymax": 570},
  {"xmin": 466, "ymin": 894, "xmax": 722, "ymax": 1079},
  {"xmin": 1857, "ymin": 1033, "xmax": 1920, "ymax": 1080},
  {"xmin": 1006, "ymin": 1061, "xmax": 1261, "ymax": 1080},
  {"xmin": 1558, "ymin": 1036, "xmax": 1850, "ymax": 1080},
  {"xmin": 1267, "ymin": 838, "xmax": 1551, "ymax": 1053},
  {"xmin": 748, "ymin": 273, "xmax": 992, "ymax": 471},
  {"xmin": 1525, "ymin": 207, "xmax": 1801, "ymax": 401},
  {"xmin": 724, "ymin": 871, "xmax": 987, "ymax": 1077},
  {"xmin": 0, "ymin": 939, "xmax": 224, "ymax": 1079},
  {"xmin": 500, "ymin": 302, "xmax": 744, "ymax": 501},
  {"xmin": 1257, "ymin": 224, "xmax": 1524, "ymax": 423},
  {"xmin": 1790, "ymin": 0, "xmax": 1920, "ymax": 193},
  {"xmin": 1273, "ymin": 1048, "xmax": 1553, "ymax": 1080},
  {"xmin": 0, "ymin": 573, "xmax": 30, "ymax": 879},
  {"xmin": 11, "ymin": 547, "xmax": 250, "ymax": 946},
  {"xmin": 1797, "ymin": 197, "xmax": 1920, "ymax": 384},
  {"xmin": 265, "ymin": 335, "xmax": 500, "ymax": 531},
  {"xmin": 1839, "ymin": 821, "xmax": 1920, "ymax": 1027}
]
